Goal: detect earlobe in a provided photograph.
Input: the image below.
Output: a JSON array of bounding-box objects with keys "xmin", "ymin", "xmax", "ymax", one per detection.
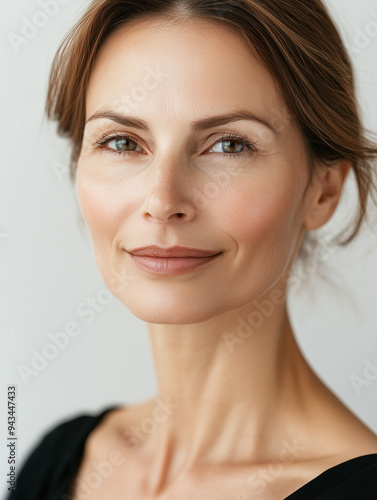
[{"xmin": 303, "ymin": 159, "xmax": 352, "ymax": 231}]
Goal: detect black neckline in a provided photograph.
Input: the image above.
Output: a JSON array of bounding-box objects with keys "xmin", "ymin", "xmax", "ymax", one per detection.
[
  {"xmin": 284, "ymin": 453, "xmax": 377, "ymax": 498},
  {"xmin": 63, "ymin": 405, "xmax": 120, "ymax": 498}
]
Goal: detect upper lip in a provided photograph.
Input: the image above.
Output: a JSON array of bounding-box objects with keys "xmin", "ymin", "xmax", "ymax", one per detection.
[{"xmin": 127, "ymin": 245, "xmax": 221, "ymax": 258}]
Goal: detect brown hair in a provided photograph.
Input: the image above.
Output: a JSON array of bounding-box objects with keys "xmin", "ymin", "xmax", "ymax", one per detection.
[{"xmin": 46, "ymin": 0, "xmax": 377, "ymax": 258}]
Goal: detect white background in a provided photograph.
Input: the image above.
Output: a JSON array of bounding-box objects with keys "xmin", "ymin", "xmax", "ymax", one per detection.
[{"xmin": 1, "ymin": 0, "xmax": 377, "ymax": 498}]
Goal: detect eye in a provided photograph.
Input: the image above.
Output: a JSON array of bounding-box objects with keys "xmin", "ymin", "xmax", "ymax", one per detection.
[
  {"xmin": 208, "ymin": 133, "xmax": 258, "ymax": 158},
  {"xmin": 210, "ymin": 139, "xmax": 244, "ymax": 154},
  {"xmin": 106, "ymin": 136, "xmax": 143, "ymax": 152}
]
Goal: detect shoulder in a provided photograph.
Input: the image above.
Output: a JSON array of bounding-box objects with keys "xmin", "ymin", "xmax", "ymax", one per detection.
[
  {"xmin": 23, "ymin": 405, "xmax": 118, "ymax": 462},
  {"xmin": 288, "ymin": 409, "xmax": 377, "ymax": 497},
  {"xmin": 30, "ymin": 407, "xmax": 113, "ymax": 454},
  {"xmin": 6, "ymin": 405, "xmax": 120, "ymax": 500},
  {"xmin": 80, "ymin": 400, "xmax": 154, "ymax": 460},
  {"xmin": 286, "ymin": 453, "xmax": 377, "ymax": 499}
]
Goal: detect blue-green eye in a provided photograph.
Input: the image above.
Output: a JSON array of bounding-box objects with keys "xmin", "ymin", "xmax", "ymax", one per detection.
[
  {"xmin": 107, "ymin": 137, "xmax": 142, "ymax": 152},
  {"xmin": 210, "ymin": 139, "xmax": 245, "ymax": 154}
]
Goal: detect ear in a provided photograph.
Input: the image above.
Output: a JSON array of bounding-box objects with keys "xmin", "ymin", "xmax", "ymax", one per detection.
[{"xmin": 303, "ymin": 159, "xmax": 352, "ymax": 231}]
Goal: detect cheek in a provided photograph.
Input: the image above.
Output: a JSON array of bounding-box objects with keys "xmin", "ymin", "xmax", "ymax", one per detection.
[
  {"xmin": 76, "ymin": 171, "xmax": 132, "ymax": 249},
  {"xmin": 218, "ymin": 176, "xmax": 303, "ymax": 293},
  {"xmin": 77, "ymin": 174, "xmax": 135, "ymax": 291},
  {"xmin": 220, "ymin": 179, "xmax": 300, "ymax": 244},
  {"xmin": 76, "ymin": 174, "xmax": 138, "ymax": 295}
]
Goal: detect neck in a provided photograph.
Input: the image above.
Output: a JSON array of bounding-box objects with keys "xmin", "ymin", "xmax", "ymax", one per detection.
[{"xmin": 142, "ymin": 279, "xmax": 320, "ymax": 492}]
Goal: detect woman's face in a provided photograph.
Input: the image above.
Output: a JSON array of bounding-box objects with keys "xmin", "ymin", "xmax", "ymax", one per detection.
[{"xmin": 77, "ymin": 17, "xmax": 317, "ymax": 324}]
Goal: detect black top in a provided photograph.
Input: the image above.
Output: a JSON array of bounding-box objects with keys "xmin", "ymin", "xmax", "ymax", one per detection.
[{"xmin": 6, "ymin": 405, "xmax": 377, "ymax": 499}]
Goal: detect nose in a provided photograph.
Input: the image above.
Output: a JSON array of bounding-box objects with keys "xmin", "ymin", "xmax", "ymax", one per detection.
[{"xmin": 142, "ymin": 154, "xmax": 197, "ymax": 223}]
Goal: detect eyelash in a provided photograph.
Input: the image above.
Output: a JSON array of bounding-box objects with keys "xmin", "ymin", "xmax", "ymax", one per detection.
[{"xmin": 94, "ymin": 132, "xmax": 258, "ymax": 159}]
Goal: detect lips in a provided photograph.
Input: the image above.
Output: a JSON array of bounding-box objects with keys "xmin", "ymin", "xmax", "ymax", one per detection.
[{"xmin": 127, "ymin": 245, "xmax": 221, "ymax": 258}]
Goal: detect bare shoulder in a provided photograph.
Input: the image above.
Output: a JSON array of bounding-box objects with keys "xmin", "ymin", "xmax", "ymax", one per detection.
[
  {"xmin": 68, "ymin": 401, "xmax": 155, "ymax": 499},
  {"xmin": 283, "ymin": 420, "xmax": 377, "ymax": 498},
  {"xmin": 85, "ymin": 400, "xmax": 155, "ymax": 455},
  {"xmin": 333, "ymin": 416, "xmax": 377, "ymax": 460},
  {"xmin": 81, "ymin": 397, "xmax": 170, "ymax": 469},
  {"xmin": 316, "ymin": 394, "xmax": 377, "ymax": 460}
]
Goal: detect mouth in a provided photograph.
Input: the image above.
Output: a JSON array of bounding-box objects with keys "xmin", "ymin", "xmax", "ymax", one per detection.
[
  {"xmin": 125, "ymin": 247, "xmax": 222, "ymax": 276},
  {"xmin": 127, "ymin": 245, "xmax": 221, "ymax": 258}
]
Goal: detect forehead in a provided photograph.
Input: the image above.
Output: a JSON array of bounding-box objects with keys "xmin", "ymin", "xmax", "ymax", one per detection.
[{"xmin": 86, "ymin": 16, "xmax": 284, "ymax": 126}]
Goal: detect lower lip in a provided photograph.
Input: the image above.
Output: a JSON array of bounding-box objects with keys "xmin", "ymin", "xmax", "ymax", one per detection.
[{"xmin": 127, "ymin": 252, "xmax": 222, "ymax": 275}]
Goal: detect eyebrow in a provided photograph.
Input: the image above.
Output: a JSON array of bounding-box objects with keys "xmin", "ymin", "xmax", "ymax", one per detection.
[{"xmin": 86, "ymin": 110, "xmax": 277, "ymax": 134}]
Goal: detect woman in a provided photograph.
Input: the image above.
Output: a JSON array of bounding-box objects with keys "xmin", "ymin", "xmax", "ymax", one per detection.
[{"xmin": 9, "ymin": 0, "xmax": 377, "ymax": 498}]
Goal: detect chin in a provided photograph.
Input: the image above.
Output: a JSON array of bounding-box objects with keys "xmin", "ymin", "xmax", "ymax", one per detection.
[{"xmin": 119, "ymin": 295, "xmax": 225, "ymax": 325}]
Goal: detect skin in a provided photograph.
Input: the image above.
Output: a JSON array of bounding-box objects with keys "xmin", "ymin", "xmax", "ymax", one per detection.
[{"xmin": 72, "ymin": 15, "xmax": 377, "ymax": 499}]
